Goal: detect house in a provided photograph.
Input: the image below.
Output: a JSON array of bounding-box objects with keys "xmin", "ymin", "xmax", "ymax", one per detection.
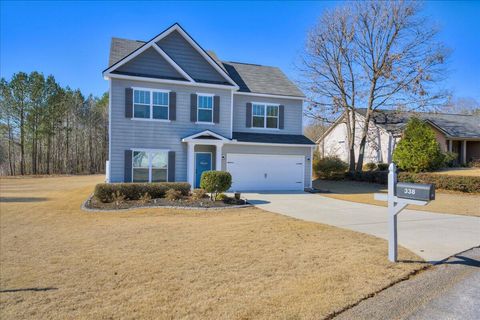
[
  {"xmin": 317, "ymin": 109, "xmax": 480, "ymax": 165},
  {"xmin": 103, "ymin": 23, "xmax": 315, "ymax": 191}
]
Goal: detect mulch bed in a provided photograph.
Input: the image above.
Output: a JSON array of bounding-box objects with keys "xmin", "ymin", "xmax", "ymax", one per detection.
[{"xmin": 86, "ymin": 195, "xmax": 248, "ymax": 210}]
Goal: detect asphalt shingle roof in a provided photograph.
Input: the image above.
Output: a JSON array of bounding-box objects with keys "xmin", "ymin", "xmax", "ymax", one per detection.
[
  {"xmin": 232, "ymin": 132, "xmax": 315, "ymax": 145},
  {"xmin": 356, "ymin": 109, "xmax": 480, "ymax": 139},
  {"xmin": 107, "ymin": 38, "xmax": 304, "ymax": 98}
]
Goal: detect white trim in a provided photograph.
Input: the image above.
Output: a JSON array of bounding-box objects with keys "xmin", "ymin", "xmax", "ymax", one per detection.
[
  {"xmin": 194, "ymin": 152, "xmax": 213, "ymax": 188},
  {"xmin": 230, "ymin": 90, "xmax": 234, "ymax": 136},
  {"xmin": 104, "ymin": 24, "xmax": 239, "ymax": 89},
  {"xmin": 234, "ymin": 91, "xmax": 305, "ymax": 101},
  {"xmin": 131, "ymin": 149, "xmax": 169, "ymax": 183},
  {"xmin": 251, "ymin": 102, "xmax": 279, "ymax": 129},
  {"xmin": 131, "ymin": 118, "xmax": 171, "ymax": 123},
  {"xmin": 195, "ymin": 122, "xmax": 215, "ymax": 125},
  {"xmin": 108, "ymin": 80, "xmax": 112, "ymax": 183},
  {"xmin": 228, "ymin": 140, "xmax": 315, "ymax": 148},
  {"xmin": 309, "ymin": 148, "xmax": 313, "ymax": 188},
  {"xmin": 105, "ymin": 73, "xmax": 237, "ymax": 90},
  {"xmin": 196, "ymin": 92, "xmax": 215, "ymax": 97},
  {"xmin": 131, "ymin": 86, "xmax": 171, "ymax": 93},
  {"xmin": 151, "ymin": 43, "xmax": 195, "ymax": 82},
  {"xmin": 182, "ymin": 130, "xmax": 230, "ymax": 142}
]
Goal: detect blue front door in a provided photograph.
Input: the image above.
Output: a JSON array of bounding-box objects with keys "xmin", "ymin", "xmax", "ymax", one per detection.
[{"xmin": 195, "ymin": 153, "xmax": 212, "ymax": 188}]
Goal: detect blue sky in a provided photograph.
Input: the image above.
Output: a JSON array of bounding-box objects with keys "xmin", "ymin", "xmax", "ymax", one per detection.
[{"xmin": 1, "ymin": 1, "xmax": 479, "ymax": 100}]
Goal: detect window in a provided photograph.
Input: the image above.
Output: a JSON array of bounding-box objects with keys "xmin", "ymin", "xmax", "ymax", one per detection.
[
  {"xmin": 133, "ymin": 89, "xmax": 169, "ymax": 120},
  {"xmin": 197, "ymin": 94, "xmax": 213, "ymax": 123},
  {"xmin": 132, "ymin": 150, "xmax": 168, "ymax": 182},
  {"xmin": 252, "ymin": 103, "xmax": 279, "ymax": 129}
]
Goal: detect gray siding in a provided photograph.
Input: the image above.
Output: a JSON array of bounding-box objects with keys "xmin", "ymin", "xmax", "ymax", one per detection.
[
  {"xmin": 157, "ymin": 30, "xmax": 227, "ymax": 84},
  {"xmin": 221, "ymin": 144, "xmax": 312, "ymax": 188},
  {"xmin": 116, "ymin": 47, "xmax": 185, "ymax": 80},
  {"xmin": 110, "ymin": 78, "xmax": 232, "ymax": 183},
  {"xmin": 232, "ymin": 94, "xmax": 303, "ymax": 135}
]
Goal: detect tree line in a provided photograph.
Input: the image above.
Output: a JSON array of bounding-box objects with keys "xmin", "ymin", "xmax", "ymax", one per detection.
[{"xmin": 0, "ymin": 72, "xmax": 108, "ymax": 176}]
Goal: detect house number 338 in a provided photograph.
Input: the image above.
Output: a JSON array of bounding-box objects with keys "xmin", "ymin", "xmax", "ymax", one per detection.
[{"xmin": 404, "ymin": 188, "xmax": 416, "ymax": 195}]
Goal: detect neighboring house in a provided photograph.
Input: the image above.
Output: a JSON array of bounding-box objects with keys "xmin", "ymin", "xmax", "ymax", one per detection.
[
  {"xmin": 317, "ymin": 109, "xmax": 480, "ymax": 165},
  {"xmin": 103, "ymin": 23, "xmax": 315, "ymax": 191}
]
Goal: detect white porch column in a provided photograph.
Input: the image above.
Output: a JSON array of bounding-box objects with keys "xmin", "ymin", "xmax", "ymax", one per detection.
[
  {"xmin": 215, "ymin": 144, "xmax": 223, "ymax": 171},
  {"xmin": 187, "ymin": 142, "xmax": 195, "ymax": 188},
  {"xmin": 461, "ymin": 140, "xmax": 467, "ymax": 164},
  {"xmin": 448, "ymin": 139, "xmax": 453, "ymax": 152}
]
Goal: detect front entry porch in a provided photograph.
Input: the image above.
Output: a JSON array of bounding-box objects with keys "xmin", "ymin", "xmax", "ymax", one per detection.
[
  {"xmin": 447, "ymin": 139, "xmax": 480, "ymax": 165},
  {"xmin": 182, "ymin": 130, "xmax": 230, "ymax": 189}
]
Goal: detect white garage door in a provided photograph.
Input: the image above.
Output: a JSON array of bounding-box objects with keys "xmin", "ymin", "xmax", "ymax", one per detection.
[{"xmin": 226, "ymin": 153, "xmax": 304, "ymax": 191}]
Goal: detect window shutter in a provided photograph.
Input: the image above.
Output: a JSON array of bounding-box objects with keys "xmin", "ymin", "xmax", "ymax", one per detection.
[
  {"xmin": 279, "ymin": 105, "xmax": 285, "ymax": 129},
  {"xmin": 124, "ymin": 150, "xmax": 132, "ymax": 182},
  {"xmin": 169, "ymin": 92, "xmax": 176, "ymax": 121},
  {"xmin": 190, "ymin": 94, "xmax": 197, "ymax": 122},
  {"xmin": 125, "ymin": 88, "xmax": 133, "ymax": 118},
  {"xmin": 213, "ymin": 96, "xmax": 220, "ymax": 123},
  {"xmin": 168, "ymin": 151, "xmax": 175, "ymax": 182},
  {"xmin": 246, "ymin": 102, "xmax": 252, "ymax": 127}
]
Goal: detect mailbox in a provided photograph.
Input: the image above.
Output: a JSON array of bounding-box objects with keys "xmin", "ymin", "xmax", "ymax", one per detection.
[{"xmin": 395, "ymin": 182, "xmax": 435, "ymax": 201}]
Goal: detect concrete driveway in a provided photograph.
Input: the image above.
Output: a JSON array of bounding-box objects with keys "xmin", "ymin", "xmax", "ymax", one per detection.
[{"xmin": 243, "ymin": 191, "xmax": 480, "ymax": 263}]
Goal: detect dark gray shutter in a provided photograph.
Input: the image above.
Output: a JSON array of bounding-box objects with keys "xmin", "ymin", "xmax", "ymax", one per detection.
[
  {"xmin": 279, "ymin": 105, "xmax": 285, "ymax": 129},
  {"xmin": 125, "ymin": 88, "xmax": 133, "ymax": 118},
  {"xmin": 190, "ymin": 94, "xmax": 197, "ymax": 122},
  {"xmin": 213, "ymin": 96, "xmax": 220, "ymax": 123},
  {"xmin": 169, "ymin": 92, "xmax": 176, "ymax": 120},
  {"xmin": 168, "ymin": 151, "xmax": 175, "ymax": 182},
  {"xmin": 124, "ymin": 150, "xmax": 132, "ymax": 182},
  {"xmin": 246, "ymin": 102, "xmax": 252, "ymax": 127}
]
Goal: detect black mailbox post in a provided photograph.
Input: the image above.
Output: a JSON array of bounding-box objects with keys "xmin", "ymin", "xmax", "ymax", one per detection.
[{"xmin": 395, "ymin": 182, "xmax": 435, "ymax": 201}]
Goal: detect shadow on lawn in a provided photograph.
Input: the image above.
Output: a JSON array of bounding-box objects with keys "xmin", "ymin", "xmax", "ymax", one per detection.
[
  {"xmin": 0, "ymin": 197, "xmax": 48, "ymax": 203},
  {"xmin": 0, "ymin": 287, "xmax": 58, "ymax": 293}
]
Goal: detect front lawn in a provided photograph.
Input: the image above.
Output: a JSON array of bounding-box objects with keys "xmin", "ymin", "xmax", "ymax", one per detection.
[
  {"xmin": 1, "ymin": 175, "xmax": 424, "ymax": 319},
  {"xmin": 313, "ymin": 179, "xmax": 480, "ymax": 217}
]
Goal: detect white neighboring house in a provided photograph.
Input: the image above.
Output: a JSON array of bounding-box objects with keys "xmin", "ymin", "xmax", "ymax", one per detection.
[{"xmin": 317, "ymin": 109, "xmax": 480, "ymax": 165}]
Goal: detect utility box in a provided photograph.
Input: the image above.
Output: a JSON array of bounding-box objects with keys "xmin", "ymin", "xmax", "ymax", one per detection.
[{"xmin": 396, "ymin": 182, "xmax": 435, "ymax": 201}]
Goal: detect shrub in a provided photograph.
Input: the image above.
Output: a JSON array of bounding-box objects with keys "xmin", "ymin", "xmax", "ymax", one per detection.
[
  {"xmin": 468, "ymin": 159, "xmax": 480, "ymax": 168},
  {"xmin": 200, "ymin": 171, "xmax": 232, "ymax": 200},
  {"xmin": 443, "ymin": 152, "xmax": 458, "ymax": 167},
  {"xmin": 392, "ymin": 117, "xmax": 445, "ymax": 172},
  {"xmin": 314, "ymin": 156, "xmax": 348, "ymax": 179},
  {"xmin": 215, "ymin": 193, "xmax": 227, "ymax": 201},
  {"xmin": 191, "ymin": 189, "xmax": 207, "ymax": 200},
  {"xmin": 364, "ymin": 162, "xmax": 377, "ymax": 171},
  {"xmin": 377, "ymin": 163, "xmax": 389, "ymax": 171},
  {"xmin": 94, "ymin": 182, "xmax": 191, "ymax": 203},
  {"xmin": 165, "ymin": 189, "xmax": 182, "ymax": 201},
  {"xmin": 138, "ymin": 192, "xmax": 151, "ymax": 204},
  {"xmin": 111, "ymin": 191, "xmax": 125, "ymax": 206},
  {"xmin": 345, "ymin": 171, "xmax": 389, "ymax": 184}
]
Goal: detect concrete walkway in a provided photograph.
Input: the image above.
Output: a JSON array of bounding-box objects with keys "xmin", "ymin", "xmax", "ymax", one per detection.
[{"xmin": 243, "ymin": 191, "xmax": 480, "ymax": 263}]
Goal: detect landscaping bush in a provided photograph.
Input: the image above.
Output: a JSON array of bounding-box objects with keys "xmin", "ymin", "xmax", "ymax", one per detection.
[
  {"xmin": 94, "ymin": 182, "xmax": 191, "ymax": 203},
  {"xmin": 377, "ymin": 163, "xmax": 389, "ymax": 171},
  {"xmin": 468, "ymin": 159, "xmax": 480, "ymax": 168},
  {"xmin": 165, "ymin": 189, "xmax": 182, "ymax": 201},
  {"xmin": 443, "ymin": 152, "xmax": 458, "ymax": 167},
  {"xmin": 200, "ymin": 171, "xmax": 232, "ymax": 200},
  {"xmin": 345, "ymin": 171, "xmax": 389, "ymax": 184},
  {"xmin": 314, "ymin": 156, "xmax": 348, "ymax": 178},
  {"xmin": 191, "ymin": 188, "xmax": 207, "ymax": 200},
  {"xmin": 393, "ymin": 117, "xmax": 445, "ymax": 172},
  {"xmin": 363, "ymin": 162, "xmax": 377, "ymax": 171}
]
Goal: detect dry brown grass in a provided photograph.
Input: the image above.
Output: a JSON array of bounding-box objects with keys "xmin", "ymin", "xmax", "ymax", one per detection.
[
  {"xmin": 431, "ymin": 167, "xmax": 480, "ymax": 177},
  {"xmin": 0, "ymin": 175, "xmax": 424, "ymax": 319},
  {"xmin": 314, "ymin": 179, "xmax": 480, "ymax": 217}
]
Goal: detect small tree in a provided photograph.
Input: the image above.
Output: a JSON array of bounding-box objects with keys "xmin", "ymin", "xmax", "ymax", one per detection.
[
  {"xmin": 200, "ymin": 171, "xmax": 232, "ymax": 200},
  {"xmin": 393, "ymin": 118, "xmax": 444, "ymax": 172}
]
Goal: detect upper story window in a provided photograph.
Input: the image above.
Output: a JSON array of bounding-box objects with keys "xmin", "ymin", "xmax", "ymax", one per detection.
[
  {"xmin": 197, "ymin": 94, "xmax": 213, "ymax": 123},
  {"xmin": 132, "ymin": 150, "xmax": 168, "ymax": 182},
  {"xmin": 133, "ymin": 89, "xmax": 169, "ymax": 120},
  {"xmin": 252, "ymin": 103, "xmax": 279, "ymax": 129}
]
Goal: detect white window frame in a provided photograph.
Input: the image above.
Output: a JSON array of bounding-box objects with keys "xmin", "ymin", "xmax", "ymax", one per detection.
[
  {"xmin": 132, "ymin": 87, "xmax": 171, "ymax": 122},
  {"xmin": 131, "ymin": 149, "xmax": 169, "ymax": 183},
  {"xmin": 196, "ymin": 93, "xmax": 215, "ymax": 124},
  {"xmin": 251, "ymin": 102, "xmax": 279, "ymax": 129}
]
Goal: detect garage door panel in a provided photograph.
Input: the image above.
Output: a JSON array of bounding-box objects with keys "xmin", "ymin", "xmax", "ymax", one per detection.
[{"xmin": 226, "ymin": 154, "xmax": 304, "ymax": 191}]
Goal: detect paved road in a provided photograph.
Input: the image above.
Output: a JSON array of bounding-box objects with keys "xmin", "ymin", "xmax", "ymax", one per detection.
[
  {"xmin": 243, "ymin": 192, "xmax": 480, "ymax": 263},
  {"xmin": 335, "ymin": 247, "xmax": 480, "ymax": 320}
]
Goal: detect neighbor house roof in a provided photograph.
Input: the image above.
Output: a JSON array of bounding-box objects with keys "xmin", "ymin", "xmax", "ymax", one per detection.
[
  {"xmin": 232, "ymin": 132, "xmax": 315, "ymax": 145},
  {"xmin": 356, "ymin": 109, "xmax": 480, "ymax": 139},
  {"xmin": 108, "ymin": 37, "xmax": 304, "ymax": 98}
]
